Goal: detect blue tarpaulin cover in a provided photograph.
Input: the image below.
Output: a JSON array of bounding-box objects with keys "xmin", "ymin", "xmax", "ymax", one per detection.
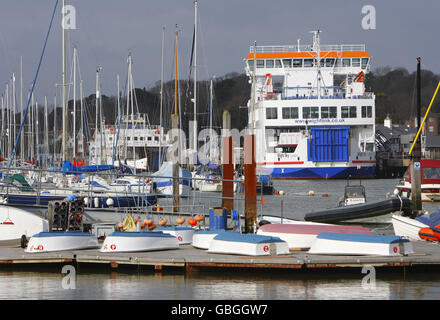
[{"xmin": 416, "ymin": 209, "xmax": 440, "ymax": 228}]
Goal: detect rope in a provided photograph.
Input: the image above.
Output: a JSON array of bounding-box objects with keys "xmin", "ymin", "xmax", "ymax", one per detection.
[{"xmin": 6, "ymin": 0, "xmax": 59, "ymax": 176}]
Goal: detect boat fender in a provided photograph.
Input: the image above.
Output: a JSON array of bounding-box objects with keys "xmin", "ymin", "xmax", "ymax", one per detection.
[
  {"xmin": 258, "ymin": 220, "xmax": 271, "ymax": 227},
  {"xmin": 188, "ymin": 218, "xmax": 197, "ymax": 226},
  {"xmin": 176, "ymin": 217, "xmax": 185, "ymax": 224},
  {"xmin": 94, "ymin": 198, "xmax": 99, "ymax": 208},
  {"xmin": 419, "ymin": 227, "xmax": 439, "ymax": 242},
  {"xmin": 158, "ymin": 218, "xmax": 167, "ymax": 226},
  {"xmin": 20, "ymin": 235, "xmax": 28, "ymax": 249},
  {"xmin": 106, "ymin": 198, "xmax": 114, "ymax": 207}
]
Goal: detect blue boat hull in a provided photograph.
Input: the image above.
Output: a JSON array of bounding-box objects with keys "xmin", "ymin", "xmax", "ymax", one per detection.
[
  {"xmin": 1, "ymin": 193, "xmax": 157, "ymax": 208},
  {"xmin": 269, "ymin": 165, "xmax": 376, "ymax": 179}
]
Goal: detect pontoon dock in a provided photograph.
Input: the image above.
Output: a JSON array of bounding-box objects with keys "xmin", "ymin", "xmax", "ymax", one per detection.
[{"xmin": 1, "ymin": 241, "xmax": 440, "ymax": 272}]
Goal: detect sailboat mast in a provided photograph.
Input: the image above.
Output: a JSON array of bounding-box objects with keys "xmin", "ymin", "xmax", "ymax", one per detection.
[
  {"xmin": 61, "ymin": 0, "xmax": 67, "ymax": 162},
  {"xmin": 53, "ymin": 94, "xmax": 56, "ymax": 164},
  {"xmin": 12, "ymin": 74, "xmax": 16, "ymax": 166},
  {"xmin": 172, "ymin": 27, "xmax": 180, "ymax": 213},
  {"xmin": 209, "ymin": 78, "xmax": 213, "ymax": 162},
  {"xmin": 20, "ymin": 56, "xmax": 24, "ymax": 162},
  {"xmin": 193, "ymin": 0, "xmax": 198, "ymax": 160},
  {"xmin": 45, "ymin": 96, "xmax": 49, "ymax": 167},
  {"xmin": 73, "ymin": 46, "xmax": 77, "ymax": 160},
  {"xmin": 159, "ymin": 25, "xmax": 165, "ymax": 167}
]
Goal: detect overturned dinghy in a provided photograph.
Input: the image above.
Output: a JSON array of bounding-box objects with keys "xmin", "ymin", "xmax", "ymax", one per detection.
[
  {"xmin": 25, "ymin": 231, "xmax": 99, "ymax": 253},
  {"xmin": 208, "ymin": 232, "xmax": 289, "ymax": 256},
  {"xmin": 156, "ymin": 226, "xmax": 194, "ymax": 245},
  {"xmin": 100, "ymin": 231, "xmax": 179, "ymax": 253},
  {"xmin": 308, "ymin": 233, "xmax": 414, "ymax": 256},
  {"xmin": 257, "ymin": 223, "xmax": 373, "ymax": 250},
  {"xmin": 304, "ymin": 196, "xmax": 412, "ymax": 223},
  {"xmin": 192, "ymin": 230, "xmax": 228, "ymax": 250}
]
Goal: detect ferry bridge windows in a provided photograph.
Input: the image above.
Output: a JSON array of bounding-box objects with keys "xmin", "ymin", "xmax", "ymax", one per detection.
[
  {"xmin": 335, "ymin": 58, "xmax": 342, "ymax": 67},
  {"xmin": 266, "ymin": 59, "xmax": 274, "ymax": 68},
  {"xmin": 321, "ymin": 106, "xmax": 337, "ymax": 119},
  {"xmin": 303, "ymin": 107, "xmax": 319, "ymax": 119},
  {"xmin": 256, "ymin": 59, "xmax": 265, "ymax": 68},
  {"xmin": 341, "ymin": 106, "xmax": 357, "ymax": 118},
  {"xmin": 342, "ymin": 59, "xmax": 351, "ymax": 67},
  {"xmin": 352, "ymin": 58, "xmax": 361, "ymax": 67},
  {"xmin": 361, "ymin": 106, "xmax": 372, "ymax": 118},
  {"xmin": 325, "ymin": 58, "xmax": 335, "ymax": 67},
  {"xmin": 282, "ymin": 107, "xmax": 298, "ymax": 119},
  {"xmin": 361, "ymin": 58, "xmax": 369, "ymax": 69},
  {"xmin": 304, "ymin": 59, "xmax": 314, "ymax": 67},
  {"xmin": 292, "ymin": 59, "xmax": 302, "ymax": 68},
  {"xmin": 282, "ymin": 59, "xmax": 292, "ymax": 68},
  {"xmin": 266, "ymin": 107, "xmax": 278, "ymax": 120},
  {"xmin": 275, "ymin": 59, "xmax": 282, "ymax": 68}
]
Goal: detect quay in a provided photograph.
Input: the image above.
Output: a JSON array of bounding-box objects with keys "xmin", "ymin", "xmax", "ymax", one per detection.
[{"xmin": 1, "ymin": 241, "xmax": 440, "ymax": 273}]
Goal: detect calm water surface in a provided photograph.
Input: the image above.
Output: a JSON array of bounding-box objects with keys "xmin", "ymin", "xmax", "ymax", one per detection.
[{"xmin": 2, "ymin": 178, "xmax": 440, "ymax": 300}]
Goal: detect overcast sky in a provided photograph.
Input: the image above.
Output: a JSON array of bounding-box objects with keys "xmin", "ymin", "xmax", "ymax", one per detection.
[{"xmin": 0, "ymin": 0, "xmax": 439, "ymax": 104}]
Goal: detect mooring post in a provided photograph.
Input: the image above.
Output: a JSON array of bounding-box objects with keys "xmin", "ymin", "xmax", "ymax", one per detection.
[
  {"xmin": 411, "ymin": 57, "xmax": 422, "ymax": 215},
  {"xmin": 244, "ymin": 134, "xmax": 257, "ymax": 233},
  {"xmin": 222, "ymin": 110, "xmax": 234, "ymax": 215}
]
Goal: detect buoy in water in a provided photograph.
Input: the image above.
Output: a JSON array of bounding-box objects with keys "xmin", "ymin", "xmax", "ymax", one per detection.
[
  {"xmin": 308, "ymin": 190, "xmax": 315, "ymax": 196},
  {"xmin": 279, "ymin": 190, "xmax": 285, "ymax": 196},
  {"xmin": 322, "ymin": 194, "xmax": 329, "ymax": 198}
]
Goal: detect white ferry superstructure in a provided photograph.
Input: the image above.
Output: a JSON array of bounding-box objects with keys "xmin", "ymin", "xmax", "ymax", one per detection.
[
  {"xmin": 89, "ymin": 113, "xmax": 170, "ymax": 171},
  {"xmin": 244, "ymin": 31, "xmax": 376, "ymax": 179}
]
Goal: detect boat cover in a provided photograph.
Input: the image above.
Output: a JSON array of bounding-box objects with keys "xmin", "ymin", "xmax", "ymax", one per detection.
[
  {"xmin": 316, "ymin": 232, "xmax": 410, "ymax": 244},
  {"xmin": 416, "ymin": 209, "xmax": 440, "ymax": 228},
  {"xmin": 213, "ymin": 232, "xmax": 284, "ymax": 244}
]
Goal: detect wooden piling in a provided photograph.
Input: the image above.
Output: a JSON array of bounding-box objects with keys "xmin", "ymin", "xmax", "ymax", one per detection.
[
  {"xmin": 222, "ymin": 111, "xmax": 234, "ymax": 215},
  {"xmin": 244, "ymin": 134, "xmax": 257, "ymax": 233}
]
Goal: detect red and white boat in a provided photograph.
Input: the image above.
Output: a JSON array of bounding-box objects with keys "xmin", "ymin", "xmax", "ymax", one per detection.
[{"xmin": 395, "ymin": 159, "xmax": 440, "ymax": 202}]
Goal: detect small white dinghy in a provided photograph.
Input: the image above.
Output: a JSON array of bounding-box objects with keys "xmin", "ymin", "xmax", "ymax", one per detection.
[
  {"xmin": 156, "ymin": 226, "xmax": 194, "ymax": 245},
  {"xmin": 192, "ymin": 230, "xmax": 226, "ymax": 249},
  {"xmin": 257, "ymin": 223, "xmax": 373, "ymax": 250},
  {"xmin": 392, "ymin": 215, "xmax": 429, "ymax": 241},
  {"xmin": 25, "ymin": 231, "xmax": 99, "ymax": 253},
  {"xmin": 0, "ymin": 205, "xmax": 49, "ymax": 246},
  {"xmin": 308, "ymin": 233, "xmax": 414, "ymax": 256},
  {"xmin": 208, "ymin": 232, "xmax": 289, "ymax": 256},
  {"xmin": 100, "ymin": 231, "xmax": 179, "ymax": 253}
]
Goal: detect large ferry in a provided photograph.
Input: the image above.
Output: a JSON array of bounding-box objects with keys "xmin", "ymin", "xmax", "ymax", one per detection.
[{"xmin": 244, "ymin": 30, "xmax": 376, "ymax": 179}]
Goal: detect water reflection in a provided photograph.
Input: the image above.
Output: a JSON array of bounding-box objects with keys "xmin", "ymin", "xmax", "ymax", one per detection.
[{"xmin": 1, "ymin": 268, "xmax": 437, "ymax": 300}]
